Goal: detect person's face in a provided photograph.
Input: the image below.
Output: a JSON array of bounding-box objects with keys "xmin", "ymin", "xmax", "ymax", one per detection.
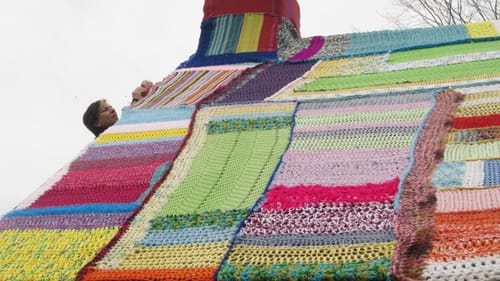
[{"xmin": 96, "ymin": 99, "xmax": 118, "ymax": 129}]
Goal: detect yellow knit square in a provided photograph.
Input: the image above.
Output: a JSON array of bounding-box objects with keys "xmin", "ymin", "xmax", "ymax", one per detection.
[
  {"xmin": 466, "ymin": 21, "xmax": 500, "ymax": 38},
  {"xmin": 236, "ymin": 13, "xmax": 264, "ymax": 53},
  {"xmin": 0, "ymin": 228, "xmax": 118, "ymax": 281}
]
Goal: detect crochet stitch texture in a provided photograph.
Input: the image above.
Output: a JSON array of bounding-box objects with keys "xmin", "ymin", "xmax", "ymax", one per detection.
[{"xmin": 1, "ymin": 1, "xmax": 499, "ymax": 280}]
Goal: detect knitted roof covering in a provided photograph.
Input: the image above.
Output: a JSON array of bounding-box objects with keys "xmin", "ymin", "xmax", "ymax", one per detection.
[{"xmin": 1, "ymin": 1, "xmax": 499, "ymax": 280}]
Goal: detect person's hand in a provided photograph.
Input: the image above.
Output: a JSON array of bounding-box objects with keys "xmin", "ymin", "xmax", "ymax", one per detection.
[{"xmin": 141, "ymin": 80, "xmax": 153, "ymax": 88}]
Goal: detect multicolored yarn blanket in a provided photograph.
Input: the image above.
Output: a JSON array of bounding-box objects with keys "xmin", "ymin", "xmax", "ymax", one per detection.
[{"xmin": 1, "ymin": 1, "xmax": 499, "ymax": 280}]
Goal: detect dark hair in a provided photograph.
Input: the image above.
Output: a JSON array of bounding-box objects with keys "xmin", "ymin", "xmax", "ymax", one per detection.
[{"xmin": 83, "ymin": 100, "xmax": 105, "ymax": 137}]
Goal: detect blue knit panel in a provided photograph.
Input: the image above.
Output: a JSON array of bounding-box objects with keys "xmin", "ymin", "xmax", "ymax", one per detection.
[
  {"xmin": 140, "ymin": 226, "xmax": 238, "ymax": 246},
  {"xmin": 484, "ymin": 160, "xmax": 500, "ymax": 186},
  {"xmin": 344, "ymin": 25, "xmax": 469, "ymax": 56},
  {"xmin": 206, "ymin": 15, "xmax": 243, "ymax": 56},
  {"xmin": 432, "ymin": 161, "xmax": 465, "ymax": 188},
  {"xmin": 117, "ymin": 106, "xmax": 196, "ymax": 125}
]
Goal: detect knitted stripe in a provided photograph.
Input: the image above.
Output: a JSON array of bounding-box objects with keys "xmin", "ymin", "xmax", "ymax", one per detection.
[
  {"xmin": 140, "ymin": 226, "xmax": 238, "ymax": 246},
  {"xmin": 209, "ymin": 61, "xmax": 315, "ymax": 104},
  {"xmin": 4, "ymin": 203, "xmax": 139, "ymax": 217},
  {"xmin": 116, "ymin": 106, "xmax": 195, "ymax": 124},
  {"xmin": 263, "ymin": 178, "xmax": 399, "ymax": 210},
  {"xmin": 104, "ymin": 120, "xmax": 190, "ymax": 134},
  {"xmin": 298, "ymin": 59, "xmax": 500, "ymax": 92},
  {"xmin": 444, "ymin": 141, "xmax": 500, "ymax": 161},
  {"xmin": 225, "ymin": 241, "xmax": 396, "ymax": 265},
  {"xmin": 78, "ymin": 139, "xmax": 183, "ymax": 161},
  {"xmin": 484, "ymin": 160, "xmax": 500, "ymax": 186},
  {"xmin": 0, "ymin": 228, "xmax": 118, "ymax": 281},
  {"xmin": 117, "ymin": 242, "xmax": 230, "ymax": 269},
  {"xmin": 429, "ymin": 209, "xmax": 500, "ymax": 262},
  {"xmin": 235, "ymin": 13, "xmax": 263, "ymax": 53},
  {"xmin": 452, "ymin": 113, "xmax": 500, "ymax": 129},
  {"xmin": 81, "ymin": 268, "xmax": 216, "ymax": 281},
  {"xmin": 432, "ymin": 160, "xmax": 499, "ymax": 189},
  {"xmin": 466, "ymin": 21, "xmax": 500, "ymax": 38},
  {"xmin": 0, "ymin": 212, "xmax": 131, "ymax": 230},
  {"xmin": 388, "ymin": 40, "xmax": 500, "ymax": 63},
  {"xmin": 449, "ymin": 127, "xmax": 500, "ymax": 143},
  {"xmin": 71, "ymin": 155, "xmax": 175, "ymax": 171},
  {"xmin": 218, "ymin": 258, "xmax": 391, "ymax": 281},
  {"xmin": 235, "ymin": 230, "xmax": 397, "ymax": 246},
  {"xmin": 257, "ymin": 15, "xmax": 279, "ymax": 51},
  {"xmin": 207, "ymin": 15, "xmax": 242, "ymax": 55},
  {"xmin": 423, "ymin": 255, "xmax": 500, "ymax": 281},
  {"xmin": 95, "ymin": 128, "xmax": 188, "ymax": 144},
  {"xmin": 242, "ymin": 202, "xmax": 395, "ymax": 236},
  {"xmin": 436, "ymin": 188, "xmax": 500, "ymax": 212},
  {"xmin": 455, "ymin": 101, "xmax": 500, "ymax": 117},
  {"xmin": 151, "ymin": 209, "xmax": 248, "ymax": 230}
]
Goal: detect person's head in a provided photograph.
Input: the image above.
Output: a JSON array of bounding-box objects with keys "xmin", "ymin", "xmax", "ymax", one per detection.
[{"xmin": 83, "ymin": 99, "xmax": 118, "ymax": 137}]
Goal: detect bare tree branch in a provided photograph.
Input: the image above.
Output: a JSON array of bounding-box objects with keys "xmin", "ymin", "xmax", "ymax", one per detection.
[{"xmin": 384, "ymin": 0, "xmax": 499, "ymax": 27}]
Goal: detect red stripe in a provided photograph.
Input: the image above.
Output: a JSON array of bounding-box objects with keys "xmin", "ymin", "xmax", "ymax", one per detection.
[
  {"xmin": 258, "ymin": 15, "xmax": 279, "ymax": 51},
  {"xmin": 262, "ymin": 178, "xmax": 399, "ymax": 210},
  {"xmin": 452, "ymin": 114, "xmax": 500, "ymax": 129}
]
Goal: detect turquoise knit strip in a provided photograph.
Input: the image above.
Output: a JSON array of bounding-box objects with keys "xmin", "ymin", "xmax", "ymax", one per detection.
[
  {"xmin": 117, "ymin": 106, "xmax": 195, "ymax": 124},
  {"xmin": 141, "ymin": 226, "xmax": 238, "ymax": 246},
  {"xmin": 343, "ymin": 24, "xmax": 469, "ymax": 56},
  {"xmin": 432, "ymin": 161, "xmax": 466, "ymax": 188},
  {"xmin": 207, "ymin": 15, "xmax": 243, "ymax": 56}
]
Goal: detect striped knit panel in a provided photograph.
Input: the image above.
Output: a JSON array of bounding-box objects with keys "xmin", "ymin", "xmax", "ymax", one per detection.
[
  {"xmin": 130, "ymin": 67, "xmax": 250, "ymax": 108},
  {"xmin": 0, "ymin": 107, "xmax": 194, "ymax": 281},
  {"xmin": 423, "ymin": 89, "xmax": 500, "ymax": 281},
  {"xmin": 206, "ymin": 61, "xmax": 315, "ymax": 104},
  {"xmin": 268, "ymin": 39, "xmax": 500, "ymax": 102},
  {"xmin": 79, "ymin": 102, "xmax": 296, "ymax": 281},
  {"xmin": 217, "ymin": 91, "xmax": 443, "ymax": 280}
]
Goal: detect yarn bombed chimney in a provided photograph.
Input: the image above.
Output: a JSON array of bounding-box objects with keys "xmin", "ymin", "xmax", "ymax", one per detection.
[
  {"xmin": 180, "ymin": 0, "xmax": 301, "ymax": 67},
  {"xmin": 1, "ymin": 0, "xmax": 499, "ymax": 280}
]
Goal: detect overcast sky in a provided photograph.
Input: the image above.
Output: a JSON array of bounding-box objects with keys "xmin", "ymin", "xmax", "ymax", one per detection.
[{"xmin": 0, "ymin": 0, "xmax": 396, "ymax": 216}]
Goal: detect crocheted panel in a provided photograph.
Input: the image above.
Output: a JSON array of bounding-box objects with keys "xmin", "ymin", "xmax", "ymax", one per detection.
[
  {"xmin": 203, "ymin": 61, "xmax": 315, "ymax": 104},
  {"xmin": 422, "ymin": 87, "xmax": 500, "ymax": 281},
  {"xmin": 217, "ymin": 90, "xmax": 445, "ymax": 280},
  {"xmin": 0, "ymin": 107, "xmax": 195, "ymax": 281},
  {"xmin": 78, "ymin": 102, "xmax": 296, "ymax": 281},
  {"xmin": 130, "ymin": 65, "xmax": 252, "ymax": 109},
  {"xmin": 268, "ymin": 39, "xmax": 500, "ymax": 102}
]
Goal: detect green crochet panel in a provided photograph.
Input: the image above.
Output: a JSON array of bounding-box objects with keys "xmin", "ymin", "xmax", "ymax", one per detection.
[
  {"xmin": 298, "ymin": 58, "xmax": 500, "ymax": 91},
  {"xmin": 159, "ymin": 128, "xmax": 292, "ymax": 216},
  {"xmin": 388, "ymin": 40, "xmax": 500, "ymax": 63}
]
